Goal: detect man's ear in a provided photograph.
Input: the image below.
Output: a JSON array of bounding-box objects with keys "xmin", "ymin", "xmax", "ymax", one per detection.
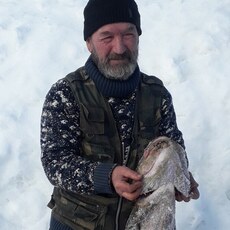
[{"xmin": 86, "ymin": 38, "xmax": 92, "ymax": 53}]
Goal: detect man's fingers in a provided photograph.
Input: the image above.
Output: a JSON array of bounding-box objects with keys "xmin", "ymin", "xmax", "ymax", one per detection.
[
  {"xmin": 175, "ymin": 188, "xmax": 191, "ymax": 202},
  {"xmin": 121, "ymin": 181, "xmax": 143, "ymax": 201},
  {"xmin": 112, "ymin": 166, "xmax": 142, "ymax": 181},
  {"xmin": 122, "ymin": 187, "xmax": 142, "ymax": 201},
  {"xmin": 111, "ymin": 166, "xmax": 143, "ymax": 200},
  {"xmin": 123, "ymin": 168, "xmax": 143, "ymax": 181},
  {"xmin": 116, "ymin": 180, "xmax": 142, "ymax": 193},
  {"xmin": 190, "ymin": 187, "xmax": 200, "ymax": 200},
  {"xmin": 189, "ymin": 172, "xmax": 200, "ymax": 200}
]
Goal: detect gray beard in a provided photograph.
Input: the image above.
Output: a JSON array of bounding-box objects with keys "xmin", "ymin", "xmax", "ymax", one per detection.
[{"xmin": 91, "ymin": 49, "xmax": 138, "ymax": 80}]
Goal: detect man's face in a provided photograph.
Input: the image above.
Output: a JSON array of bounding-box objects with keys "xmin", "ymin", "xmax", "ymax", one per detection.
[{"xmin": 86, "ymin": 22, "xmax": 139, "ymax": 80}]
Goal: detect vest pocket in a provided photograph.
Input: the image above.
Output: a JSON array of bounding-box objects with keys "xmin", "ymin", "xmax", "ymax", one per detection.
[
  {"xmin": 80, "ymin": 104, "xmax": 104, "ymax": 135},
  {"xmin": 52, "ymin": 189, "xmax": 107, "ymax": 230},
  {"xmin": 82, "ymin": 139, "xmax": 115, "ymax": 162}
]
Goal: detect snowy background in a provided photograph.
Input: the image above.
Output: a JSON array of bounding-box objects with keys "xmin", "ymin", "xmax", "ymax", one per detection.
[{"xmin": 1, "ymin": 0, "xmax": 230, "ymax": 229}]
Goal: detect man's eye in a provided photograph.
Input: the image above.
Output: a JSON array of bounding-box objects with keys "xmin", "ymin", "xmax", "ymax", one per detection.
[
  {"xmin": 124, "ymin": 33, "xmax": 135, "ymax": 38},
  {"xmin": 101, "ymin": 36, "xmax": 113, "ymax": 42}
]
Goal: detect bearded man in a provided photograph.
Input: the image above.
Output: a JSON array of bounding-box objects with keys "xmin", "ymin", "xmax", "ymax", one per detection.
[{"xmin": 40, "ymin": 0, "xmax": 199, "ymax": 229}]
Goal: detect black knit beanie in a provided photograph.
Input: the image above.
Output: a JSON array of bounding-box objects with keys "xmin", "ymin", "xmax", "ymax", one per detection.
[{"xmin": 83, "ymin": 0, "xmax": 142, "ymax": 41}]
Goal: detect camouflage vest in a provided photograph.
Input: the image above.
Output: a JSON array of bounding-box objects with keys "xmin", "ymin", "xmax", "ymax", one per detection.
[{"xmin": 48, "ymin": 67, "xmax": 165, "ymax": 230}]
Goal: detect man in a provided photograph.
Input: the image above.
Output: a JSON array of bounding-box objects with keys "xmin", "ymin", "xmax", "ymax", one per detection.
[{"xmin": 40, "ymin": 0, "xmax": 199, "ymax": 229}]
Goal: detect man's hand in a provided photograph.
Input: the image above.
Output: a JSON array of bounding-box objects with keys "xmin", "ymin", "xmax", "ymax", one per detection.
[
  {"xmin": 111, "ymin": 166, "xmax": 143, "ymax": 201},
  {"xmin": 175, "ymin": 172, "xmax": 200, "ymax": 202}
]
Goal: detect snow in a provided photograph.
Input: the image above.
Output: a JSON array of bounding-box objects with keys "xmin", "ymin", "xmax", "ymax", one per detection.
[{"xmin": 0, "ymin": 0, "xmax": 230, "ymax": 229}]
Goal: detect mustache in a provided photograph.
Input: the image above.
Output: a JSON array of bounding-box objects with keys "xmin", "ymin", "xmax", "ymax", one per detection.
[{"xmin": 108, "ymin": 52, "xmax": 131, "ymax": 61}]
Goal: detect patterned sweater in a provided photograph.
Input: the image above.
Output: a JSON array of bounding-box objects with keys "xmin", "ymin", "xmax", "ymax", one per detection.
[{"xmin": 41, "ymin": 66, "xmax": 186, "ymax": 196}]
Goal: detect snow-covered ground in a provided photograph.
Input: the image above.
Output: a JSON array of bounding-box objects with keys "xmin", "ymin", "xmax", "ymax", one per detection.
[{"xmin": 1, "ymin": 0, "xmax": 230, "ymax": 229}]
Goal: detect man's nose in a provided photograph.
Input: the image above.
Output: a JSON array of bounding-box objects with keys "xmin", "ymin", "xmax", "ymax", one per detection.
[{"xmin": 112, "ymin": 37, "xmax": 126, "ymax": 54}]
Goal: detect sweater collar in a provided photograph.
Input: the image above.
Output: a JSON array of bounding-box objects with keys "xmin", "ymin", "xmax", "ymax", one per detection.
[{"xmin": 85, "ymin": 57, "xmax": 140, "ymax": 98}]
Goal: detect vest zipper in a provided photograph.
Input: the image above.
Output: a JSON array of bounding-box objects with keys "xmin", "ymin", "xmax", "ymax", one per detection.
[
  {"xmin": 115, "ymin": 141, "xmax": 124, "ymax": 230},
  {"xmin": 115, "ymin": 141, "xmax": 131, "ymax": 230},
  {"xmin": 115, "ymin": 197, "xmax": 123, "ymax": 230}
]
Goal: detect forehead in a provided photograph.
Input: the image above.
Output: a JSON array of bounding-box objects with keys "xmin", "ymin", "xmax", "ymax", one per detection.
[{"xmin": 95, "ymin": 22, "xmax": 137, "ymax": 35}]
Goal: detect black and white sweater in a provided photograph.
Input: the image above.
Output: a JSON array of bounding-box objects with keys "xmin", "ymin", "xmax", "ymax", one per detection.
[{"xmin": 41, "ymin": 59, "xmax": 186, "ymax": 196}]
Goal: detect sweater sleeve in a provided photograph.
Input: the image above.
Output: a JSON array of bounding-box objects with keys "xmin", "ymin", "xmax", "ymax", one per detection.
[
  {"xmin": 159, "ymin": 89, "xmax": 186, "ymax": 150},
  {"xmin": 40, "ymin": 79, "xmax": 114, "ymax": 195}
]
